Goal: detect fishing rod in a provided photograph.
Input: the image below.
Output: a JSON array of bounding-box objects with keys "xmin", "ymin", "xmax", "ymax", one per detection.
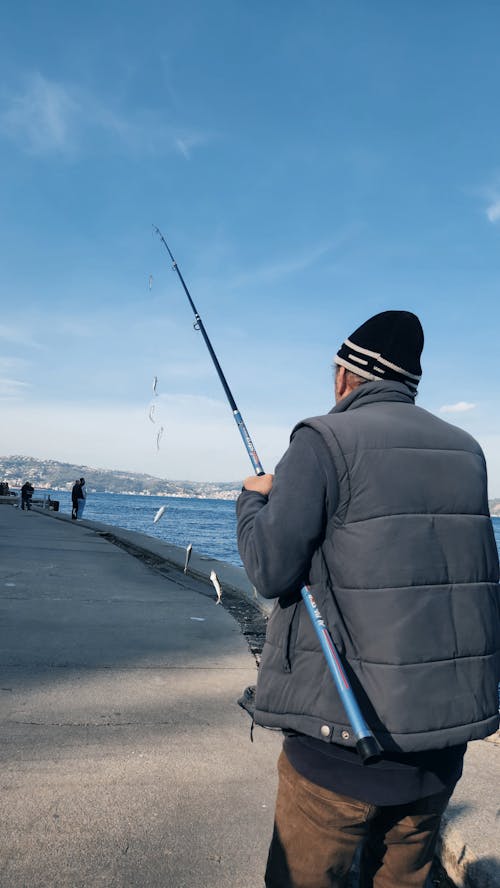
[
  {"xmin": 153, "ymin": 225, "xmax": 380, "ymax": 763},
  {"xmin": 153, "ymin": 226, "xmax": 264, "ymax": 477}
]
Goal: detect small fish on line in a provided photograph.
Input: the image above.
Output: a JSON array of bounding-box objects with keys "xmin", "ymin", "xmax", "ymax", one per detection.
[
  {"xmin": 153, "ymin": 505, "xmax": 167, "ymax": 523},
  {"xmin": 149, "ymin": 274, "xmax": 153, "ymax": 291},
  {"xmin": 210, "ymin": 570, "xmax": 222, "ymax": 605},
  {"xmin": 148, "ymin": 404, "xmax": 156, "ymax": 423},
  {"xmin": 184, "ymin": 543, "xmax": 193, "ymax": 574},
  {"xmin": 156, "ymin": 426, "xmax": 164, "ymax": 451},
  {"xmin": 152, "ymin": 376, "xmax": 158, "ymax": 396}
]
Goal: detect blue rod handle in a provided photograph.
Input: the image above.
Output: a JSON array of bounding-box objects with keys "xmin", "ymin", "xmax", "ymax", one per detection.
[
  {"xmin": 301, "ymin": 586, "xmax": 381, "ymax": 762},
  {"xmin": 233, "ymin": 410, "xmax": 265, "ymax": 476}
]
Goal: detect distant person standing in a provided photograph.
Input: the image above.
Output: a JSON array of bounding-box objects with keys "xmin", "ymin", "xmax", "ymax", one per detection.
[
  {"xmin": 71, "ymin": 479, "xmax": 81, "ymax": 520},
  {"xmin": 77, "ymin": 477, "xmax": 86, "ymax": 519},
  {"xmin": 21, "ymin": 481, "xmax": 34, "ymax": 511}
]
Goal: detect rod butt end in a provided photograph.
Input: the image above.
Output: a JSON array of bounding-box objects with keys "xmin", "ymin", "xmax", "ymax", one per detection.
[{"xmin": 356, "ymin": 735, "xmax": 382, "ymax": 764}]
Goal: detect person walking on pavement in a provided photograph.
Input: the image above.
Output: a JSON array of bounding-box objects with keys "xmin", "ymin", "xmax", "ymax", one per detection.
[
  {"xmin": 237, "ymin": 310, "xmax": 500, "ymax": 888},
  {"xmin": 71, "ymin": 479, "xmax": 80, "ymax": 520}
]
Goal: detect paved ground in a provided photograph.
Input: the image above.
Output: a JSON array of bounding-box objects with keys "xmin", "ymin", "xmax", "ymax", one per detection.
[
  {"xmin": 438, "ymin": 737, "xmax": 500, "ymax": 888},
  {"xmin": 0, "ymin": 506, "xmax": 280, "ymax": 887}
]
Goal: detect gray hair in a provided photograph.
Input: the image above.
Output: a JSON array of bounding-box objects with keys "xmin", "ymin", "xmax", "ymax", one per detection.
[{"xmin": 333, "ymin": 364, "xmax": 367, "ymax": 389}]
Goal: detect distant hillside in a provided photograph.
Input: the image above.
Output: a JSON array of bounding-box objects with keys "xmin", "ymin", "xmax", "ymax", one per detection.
[
  {"xmin": 2, "ymin": 455, "xmax": 499, "ymax": 512},
  {"xmin": 0, "ymin": 455, "xmax": 240, "ymax": 500}
]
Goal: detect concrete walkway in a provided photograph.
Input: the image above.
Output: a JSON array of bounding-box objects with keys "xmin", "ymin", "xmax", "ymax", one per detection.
[
  {"xmin": 0, "ymin": 506, "xmax": 280, "ymax": 888},
  {"xmin": 438, "ymin": 736, "xmax": 500, "ymax": 888}
]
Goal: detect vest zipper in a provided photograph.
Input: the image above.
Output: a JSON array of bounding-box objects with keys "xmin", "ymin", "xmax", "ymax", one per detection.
[{"xmin": 283, "ymin": 602, "xmax": 299, "ymax": 672}]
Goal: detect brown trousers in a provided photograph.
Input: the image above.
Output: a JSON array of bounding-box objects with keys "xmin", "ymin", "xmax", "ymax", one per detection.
[{"xmin": 265, "ymin": 750, "xmax": 451, "ymax": 888}]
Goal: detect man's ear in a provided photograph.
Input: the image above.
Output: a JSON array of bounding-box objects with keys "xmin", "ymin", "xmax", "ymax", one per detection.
[{"xmin": 335, "ymin": 365, "xmax": 348, "ymax": 400}]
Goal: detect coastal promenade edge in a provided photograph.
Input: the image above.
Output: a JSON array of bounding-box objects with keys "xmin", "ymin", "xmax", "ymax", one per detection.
[
  {"xmin": 32, "ymin": 504, "xmax": 274, "ymax": 619},
  {"xmin": 32, "ymin": 506, "xmax": 500, "ymax": 888}
]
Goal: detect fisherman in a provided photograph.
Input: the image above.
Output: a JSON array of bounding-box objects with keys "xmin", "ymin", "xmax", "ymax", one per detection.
[{"xmin": 237, "ymin": 310, "xmax": 500, "ymax": 888}]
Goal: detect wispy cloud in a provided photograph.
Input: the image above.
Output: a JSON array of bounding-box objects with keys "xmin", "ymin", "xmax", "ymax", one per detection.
[
  {"xmin": 439, "ymin": 401, "xmax": 476, "ymax": 414},
  {"xmin": 0, "ymin": 73, "xmax": 78, "ymax": 154},
  {"xmin": 486, "ymin": 199, "xmax": 500, "ymax": 223},
  {"xmin": 0, "ymin": 356, "xmax": 29, "ymax": 374},
  {"xmin": 481, "ymin": 177, "xmax": 500, "ymax": 223},
  {"xmin": 0, "ymin": 377, "xmax": 30, "ymax": 400},
  {"xmin": 174, "ymin": 132, "xmax": 211, "ymax": 160},
  {"xmin": 228, "ymin": 228, "xmax": 358, "ymax": 289},
  {"xmin": 0, "ymin": 72, "xmax": 213, "ymax": 159},
  {"xmin": 0, "ymin": 323, "xmax": 42, "ymax": 348}
]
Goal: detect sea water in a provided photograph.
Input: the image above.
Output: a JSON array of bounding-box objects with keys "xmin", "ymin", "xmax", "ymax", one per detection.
[
  {"xmin": 44, "ymin": 490, "xmax": 242, "ymax": 566},
  {"xmin": 43, "ymin": 490, "xmax": 500, "ymax": 569}
]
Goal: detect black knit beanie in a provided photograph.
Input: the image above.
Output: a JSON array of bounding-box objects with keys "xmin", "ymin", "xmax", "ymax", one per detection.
[{"xmin": 335, "ymin": 310, "xmax": 424, "ymax": 393}]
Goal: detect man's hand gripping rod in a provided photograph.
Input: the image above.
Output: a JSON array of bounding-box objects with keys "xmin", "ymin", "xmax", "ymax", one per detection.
[{"xmin": 154, "ymin": 226, "xmax": 381, "ymax": 763}]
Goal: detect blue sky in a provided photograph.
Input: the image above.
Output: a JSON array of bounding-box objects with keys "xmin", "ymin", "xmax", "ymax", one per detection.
[{"xmin": 1, "ymin": 1, "xmax": 500, "ymax": 492}]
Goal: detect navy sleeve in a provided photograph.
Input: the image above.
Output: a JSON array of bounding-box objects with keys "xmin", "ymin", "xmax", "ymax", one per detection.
[{"xmin": 236, "ymin": 426, "xmax": 339, "ymax": 599}]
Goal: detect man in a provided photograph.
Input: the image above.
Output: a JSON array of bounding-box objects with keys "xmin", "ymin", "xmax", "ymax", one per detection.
[
  {"xmin": 237, "ymin": 311, "xmax": 499, "ymax": 888},
  {"xmin": 71, "ymin": 479, "xmax": 80, "ymax": 520},
  {"xmin": 21, "ymin": 481, "xmax": 34, "ymax": 511},
  {"xmin": 77, "ymin": 477, "xmax": 86, "ymax": 518}
]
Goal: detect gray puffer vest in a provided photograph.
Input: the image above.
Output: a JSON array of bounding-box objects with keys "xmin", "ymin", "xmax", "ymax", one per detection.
[{"xmin": 254, "ymin": 382, "xmax": 500, "ymax": 752}]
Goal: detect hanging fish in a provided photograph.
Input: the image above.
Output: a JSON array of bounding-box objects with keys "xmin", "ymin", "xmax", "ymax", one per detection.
[
  {"xmin": 148, "ymin": 404, "xmax": 156, "ymax": 423},
  {"xmin": 184, "ymin": 543, "xmax": 193, "ymax": 574},
  {"xmin": 153, "ymin": 505, "xmax": 167, "ymax": 523},
  {"xmin": 156, "ymin": 426, "xmax": 164, "ymax": 451},
  {"xmin": 149, "ymin": 274, "xmax": 153, "ymax": 291},
  {"xmin": 152, "ymin": 376, "xmax": 158, "ymax": 396},
  {"xmin": 210, "ymin": 570, "xmax": 222, "ymax": 605}
]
